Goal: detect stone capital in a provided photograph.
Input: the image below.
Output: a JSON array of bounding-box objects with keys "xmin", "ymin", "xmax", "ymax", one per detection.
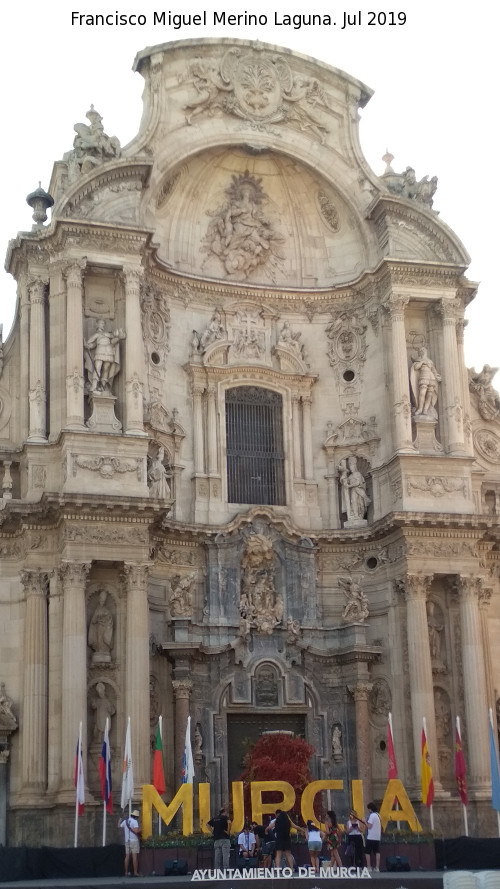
[
  {"xmin": 121, "ymin": 267, "xmax": 144, "ymax": 291},
  {"xmin": 28, "ymin": 277, "xmax": 48, "ymax": 304},
  {"xmin": 347, "ymin": 682, "xmax": 373, "ymax": 702},
  {"xmin": 172, "ymin": 679, "xmax": 193, "ymax": 700},
  {"xmin": 456, "ymin": 575, "xmax": 483, "ymax": 601},
  {"xmin": 403, "ymin": 574, "xmax": 433, "ymax": 601},
  {"xmin": 123, "ymin": 562, "xmax": 149, "ymax": 590},
  {"xmin": 63, "ymin": 259, "xmax": 87, "ymax": 285},
  {"xmin": 58, "ymin": 561, "xmax": 91, "ymax": 588},
  {"xmin": 434, "ymin": 297, "xmax": 463, "ymax": 324},
  {"xmin": 381, "ymin": 293, "xmax": 409, "ymax": 321},
  {"xmin": 20, "ymin": 570, "xmax": 49, "ymax": 598}
]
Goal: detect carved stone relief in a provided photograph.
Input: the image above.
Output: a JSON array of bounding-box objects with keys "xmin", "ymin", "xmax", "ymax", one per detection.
[
  {"xmin": 254, "ymin": 663, "xmax": 280, "ymax": 707},
  {"xmin": 168, "ymin": 572, "xmax": 196, "ymax": 618},
  {"xmin": 73, "ymin": 454, "xmax": 143, "ymax": 480},
  {"xmin": 141, "ymin": 283, "xmax": 171, "ymax": 372},
  {"xmin": 406, "ymin": 476, "xmax": 468, "ymax": 498},
  {"xmin": 201, "ymin": 171, "xmax": 285, "ymax": 281},
  {"xmin": 240, "ymin": 532, "xmax": 283, "ymax": 635},
  {"xmin": 182, "ymin": 49, "xmax": 332, "ymax": 142},
  {"xmin": 316, "ymin": 189, "xmax": 340, "ymax": 232},
  {"xmin": 474, "ymin": 429, "xmax": 500, "ymax": 464},
  {"xmin": 339, "ymin": 575, "xmax": 369, "ymax": 623},
  {"xmin": 369, "ymin": 678, "xmax": 392, "ymax": 724},
  {"xmin": 326, "ymin": 308, "xmax": 368, "ymax": 388}
]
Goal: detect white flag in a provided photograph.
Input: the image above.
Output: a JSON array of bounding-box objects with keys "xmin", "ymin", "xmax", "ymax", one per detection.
[
  {"xmin": 121, "ymin": 717, "xmax": 134, "ymax": 810},
  {"xmin": 182, "ymin": 714, "xmax": 194, "ymax": 784}
]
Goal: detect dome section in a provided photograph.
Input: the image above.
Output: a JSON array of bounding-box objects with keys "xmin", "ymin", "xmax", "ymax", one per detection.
[{"xmin": 149, "ymin": 147, "xmax": 370, "ymax": 288}]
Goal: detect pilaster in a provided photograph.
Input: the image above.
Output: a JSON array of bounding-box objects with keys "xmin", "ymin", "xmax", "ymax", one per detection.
[
  {"xmin": 20, "ymin": 570, "xmax": 49, "ymax": 798},
  {"xmin": 172, "ymin": 678, "xmax": 193, "ymax": 784},
  {"xmin": 27, "ymin": 277, "xmax": 48, "ymax": 442},
  {"xmin": 382, "ymin": 294, "xmax": 413, "ymax": 452},
  {"xmin": 124, "ymin": 563, "xmax": 150, "ymax": 790},
  {"xmin": 123, "ymin": 268, "xmax": 146, "ymax": 435},
  {"xmin": 64, "ymin": 260, "xmax": 86, "ymax": 429}
]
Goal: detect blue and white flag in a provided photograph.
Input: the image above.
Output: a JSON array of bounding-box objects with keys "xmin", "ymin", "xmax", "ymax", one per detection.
[
  {"xmin": 182, "ymin": 714, "xmax": 194, "ymax": 784},
  {"xmin": 489, "ymin": 709, "xmax": 500, "ymax": 813}
]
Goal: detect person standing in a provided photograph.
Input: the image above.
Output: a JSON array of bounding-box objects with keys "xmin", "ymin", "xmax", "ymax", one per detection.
[
  {"xmin": 364, "ymin": 802, "xmax": 382, "ymax": 872},
  {"xmin": 272, "ymin": 809, "xmax": 295, "ymax": 871},
  {"xmin": 325, "ymin": 810, "xmax": 343, "ymax": 869},
  {"xmin": 346, "ymin": 811, "xmax": 365, "ymax": 867},
  {"xmin": 295, "ymin": 819, "xmax": 324, "ymax": 873},
  {"xmin": 118, "ymin": 809, "xmax": 141, "ymax": 876},
  {"xmin": 208, "ymin": 806, "xmax": 232, "ymax": 869}
]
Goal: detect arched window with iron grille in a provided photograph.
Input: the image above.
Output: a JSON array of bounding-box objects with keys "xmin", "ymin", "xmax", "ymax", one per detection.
[{"xmin": 225, "ymin": 386, "xmax": 285, "ymax": 505}]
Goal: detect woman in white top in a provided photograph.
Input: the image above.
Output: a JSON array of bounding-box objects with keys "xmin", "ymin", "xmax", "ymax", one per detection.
[
  {"xmin": 296, "ymin": 819, "xmax": 324, "ymax": 873},
  {"xmin": 346, "ymin": 811, "xmax": 365, "ymax": 867}
]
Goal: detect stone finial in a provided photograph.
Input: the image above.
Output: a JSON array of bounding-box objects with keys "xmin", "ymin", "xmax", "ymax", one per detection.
[
  {"xmin": 26, "ymin": 182, "xmax": 54, "ymax": 228},
  {"xmin": 382, "ymin": 150, "xmax": 395, "ymax": 173}
]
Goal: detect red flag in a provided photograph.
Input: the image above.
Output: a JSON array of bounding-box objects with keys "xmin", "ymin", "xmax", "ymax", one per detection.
[
  {"xmin": 74, "ymin": 737, "xmax": 85, "ymax": 816},
  {"xmin": 99, "ymin": 720, "xmax": 113, "ymax": 814},
  {"xmin": 421, "ymin": 726, "xmax": 434, "ymax": 807},
  {"xmin": 388, "ymin": 716, "xmax": 398, "ymax": 780},
  {"xmin": 153, "ymin": 721, "xmax": 166, "ymax": 795},
  {"xmin": 454, "ymin": 723, "xmax": 468, "ymax": 806}
]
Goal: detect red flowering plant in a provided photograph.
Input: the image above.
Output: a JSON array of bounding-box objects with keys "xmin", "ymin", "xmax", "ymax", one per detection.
[{"xmin": 239, "ymin": 732, "xmax": 315, "ymax": 819}]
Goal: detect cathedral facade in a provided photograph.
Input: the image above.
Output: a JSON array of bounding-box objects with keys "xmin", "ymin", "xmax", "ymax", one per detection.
[{"xmin": 0, "ymin": 39, "xmax": 499, "ymax": 846}]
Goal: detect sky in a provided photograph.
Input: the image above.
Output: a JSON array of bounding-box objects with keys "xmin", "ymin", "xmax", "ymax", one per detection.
[{"xmin": 2, "ymin": 0, "xmax": 499, "ymax": 371}]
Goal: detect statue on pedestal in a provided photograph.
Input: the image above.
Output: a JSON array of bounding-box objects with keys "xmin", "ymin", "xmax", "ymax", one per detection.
[{"xmin": 84, "ymin": 320, "xmax": 125, "ymax": 394}]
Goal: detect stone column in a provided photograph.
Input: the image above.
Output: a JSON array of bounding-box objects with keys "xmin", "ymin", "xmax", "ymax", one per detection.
[
  {"xmin": 302, "ymin": 395, "xmax": 314, "ymax": 480},
  {"xmin": 382, "ymin": 295, "xmax": 413, "ymax": 451},
  {"xmin": 478, "ymin": 585, "xmax": 495, "ymax": 713},
  {"xmin": 457, "ymin": 576, "xmax": 490, "ymax": 793},
  {"xmin": 172, "ymin": 679, "xmax": 193, "ymax": 784},
  {"xmin": 64, "ymin": 261, "xmax": 86, "ymax": 429},
  {"xmin": 28, "ymin": 277, "xmax": 48, "ymax": 442},
  {"xmin": 456, "ymin": 317, "xmax": 474, "ymax": 455},
  {"xmin": 207, "ymin": 384, "xmax": 218, "ymax": 474},
  {"xmin": 124, "ymin": 563, "xmax": 150, "ymax": 791},
  {"xmin": 19, "ymin": 277, "xmax": 30, "ymax": 440},
  {"xmin": 291, "ymin": 394, "xmax": 302, "ymax": 478},
  {"xmin": 20, "ymin": 570, "xmax": 48, "ymax": 795},
  {"xmin": 349, "ymin": 682, "xmax": 373, "ymax": 802},
  {"xmin": 404, "ymin": 574, "xmax": 441, "ymax": 787},
  {"xmin": 123, "ymin": 268, "xmax": 146, "ymax": 435},
  {"xmin": 436, "ymin": 299, "xmax": 465, "ymax": 454},
  {"xmin": 2, "ymin": 461, "xmax": 13, "ymax": 500},
  {"xmin": 59, "ymin": 561, "xmax": 90, "ymax": 797},
  {"xmin": 192, "ymin": 383, "xmax": 205, "ymax": 474},
  {"xmin": 47, "ymin": 571, "xmax": 63, "ymax": 794},
  {"xmin": 0, "ymin": 749, "xmax": 10, "ymax": 846}
]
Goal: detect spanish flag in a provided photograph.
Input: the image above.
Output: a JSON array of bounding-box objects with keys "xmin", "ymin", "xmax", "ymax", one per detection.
[{"xmin": 421, "ymin": 726, "xmax": 434, "ymax": 807}]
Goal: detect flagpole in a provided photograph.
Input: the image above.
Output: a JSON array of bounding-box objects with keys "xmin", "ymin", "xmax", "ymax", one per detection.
[
  {"xmin": 158, "ymin": 716, "xmax": 162, "ymax": 836},
  {"xmin": 422, "ymin": 718, "xmax": 434, "ymax": 831},
  {"xmin": 456, "ymin": 717, "xmax": 468, "ymax": 837},
  {"xmin": 74, "ymin": 721, "xmax": 82, "ymax": 848}
]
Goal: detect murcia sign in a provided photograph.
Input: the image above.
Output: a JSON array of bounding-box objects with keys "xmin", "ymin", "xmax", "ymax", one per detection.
[
  {"xmin": 191, "ymin": 866, "xmax": 372, "ymax": 880},
  {"xmin": 141, "ymin": 778, "xmax": 422, "ymax": 838}
]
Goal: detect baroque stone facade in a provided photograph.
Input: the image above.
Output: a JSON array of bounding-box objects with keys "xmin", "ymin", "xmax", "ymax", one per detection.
[{"xmin": 1, "ymin": 38, "xmax": 499, "ymax": 845}]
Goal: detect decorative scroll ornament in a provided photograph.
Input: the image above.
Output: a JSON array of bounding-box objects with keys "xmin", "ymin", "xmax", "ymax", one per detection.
[
  {"xmin": 240, "ymin": 532, "xmax": 283, "ymax": 635},
  {"xmin": 183, "ymin": 49, "xmax": 331, "ymax": 142},
  {"xmin": 141, "ymin": 283, "xmax": 171, "ymax": 371},
  {"xmin": 325, "ymin": 308, "xmax": 368, "ymax": 383},
  {"xmin": 474, "ymin": 428, "xmax": 500, "ymax": 464},
  {"xmin": 202, "ymin": 171, "xmax": 285, "ymax": 281}
]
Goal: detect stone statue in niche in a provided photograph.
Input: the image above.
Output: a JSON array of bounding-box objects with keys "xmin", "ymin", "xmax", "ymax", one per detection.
[
  {"xmin": 148, "ymin": 446, "xmax": 171, "ymax": 499},
  {"xmin": 202, "ymin": 171, "xmax": 284, "ymax": 280},
  {"xmin": 338, "ymin": 456, "xmax": 370, "ymax": 526},
  {"xmin": 339, "ymin": 576, "xmax": 369, "ymax": 623},
  {"xmin": 168, "ymin": 573, "xmax": 196, "ymax": 618},
  {"xmin": 427, "ymin": 601, "xmax": 444, "ymax": 663},
  {"xmin": 63, "ymin": 105, "xmax": 121, "ymax": 180},
  {"xmin": 91, "ymin": 681, "xmax": 116, "ymax": 740},
  {"xmin": 199, "ymin": 309, "xmax": 225, "ymax": 352},
  {"xmin": 286, "ymin": 616, "xmax": 302, "ymax": 644},
  {"xmin": 468, "ymin": 365, "xmax": 500, "ymax": 421},
  {"xmin": 331, "ymin": 723, "xmax": 343, "ymax": 761},
  {"xmin": 410, "ymin": 347, "xmax": 441, "ymax": 419},
  {"xmin": 84, "ymin": 319, "xmax": 125, "ymax": 393},
  {"xmin": 194, "ymin": 723, "xmax": 203, "ymax": 765},
  {"xmin": 240, "ymin": 532, "xmax": 283, "ymax": 635},
  {"xmin": 88, "ymin": 590, "xmax": 114, "ymax": 664}
]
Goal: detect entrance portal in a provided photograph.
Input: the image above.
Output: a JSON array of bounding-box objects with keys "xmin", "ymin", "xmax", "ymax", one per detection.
[{"xmin": 226, "ymin": 712, "xmax": 306, "ymax": 786}]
